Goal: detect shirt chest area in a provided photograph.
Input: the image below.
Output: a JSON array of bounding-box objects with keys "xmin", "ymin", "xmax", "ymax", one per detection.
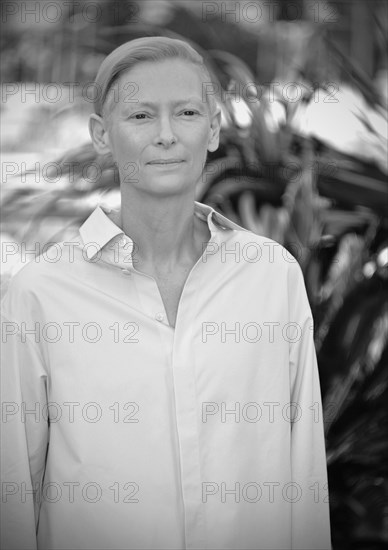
[
  {"xmin": 151, "ymin": 270, "xmax": 191, "ymax": 328},
  {"xmin": 40, "ymin": 266, "xmax": 291, "ymax": 401}
]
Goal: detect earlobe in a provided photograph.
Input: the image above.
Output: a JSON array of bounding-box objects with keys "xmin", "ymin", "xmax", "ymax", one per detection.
[{"xmin": 89, "ymin": 114, "xmax": 111, "ymax": 155}]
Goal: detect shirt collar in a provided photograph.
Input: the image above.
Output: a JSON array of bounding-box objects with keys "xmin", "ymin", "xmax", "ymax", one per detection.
[{"xmin": 79, "ymin": 201, "xmax": 247, "ymax": 260}]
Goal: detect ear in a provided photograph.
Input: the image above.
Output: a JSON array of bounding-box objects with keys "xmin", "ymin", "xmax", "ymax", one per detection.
[
  {"xmin": 207, "ymin": 107, "xmax": 222, "ymax": 153},
  {"xmin": 89, "ymin": 114, "xmax": 111, "ymax": 155}
]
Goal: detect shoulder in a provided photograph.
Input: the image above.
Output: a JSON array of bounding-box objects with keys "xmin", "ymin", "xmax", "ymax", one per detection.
[
  {"xmin": 210, "ymin": 206, "xmax": 299, "ymax": 268},
  {"xmin": 1, "ymin": 238, "xmax": 83, "ymax": 319},
  {"xmin": 220, "ymin": 224, "xmax": 301, "ymax": 272}
]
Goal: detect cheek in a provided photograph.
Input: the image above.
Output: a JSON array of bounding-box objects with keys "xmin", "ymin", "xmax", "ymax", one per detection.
[
  {"xmin": 187, "ymin": 125, "xmax": 211, "ymax": 150},
  {"xmin": 113, "ymin": 132, "xmax": 142, "ymax": 157}
]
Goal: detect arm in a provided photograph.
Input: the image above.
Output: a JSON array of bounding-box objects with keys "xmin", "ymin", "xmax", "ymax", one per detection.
[
  {"xmin": 287, "ymin": 260, "xmax": 332, "ymax": 550},
  {"xmin": 1, "ymin": 281, "xmax": 49, "ymax": 550}
]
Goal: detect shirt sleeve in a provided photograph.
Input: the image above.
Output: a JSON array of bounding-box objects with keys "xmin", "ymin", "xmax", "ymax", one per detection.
[
  {"xmin": 287, "ymin": 260, "xmax": 332, "ymax": 550},
  {"xmin": 1, "ymin": 277, "xmax": 49, "ymax": 550}
]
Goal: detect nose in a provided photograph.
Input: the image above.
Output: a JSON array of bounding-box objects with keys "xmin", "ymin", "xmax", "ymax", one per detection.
[{"xmin": 155, "ymin": 114, "xmax": 177, "ymax": 147}]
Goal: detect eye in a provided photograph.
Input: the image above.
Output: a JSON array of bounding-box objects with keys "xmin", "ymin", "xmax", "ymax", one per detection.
[
  {"xmin": 130, "ymin": 113, "xmax": 149, "ymax": 120},
  {"xmin": 181, "ymin": 110, "xmax": 198, "ymax": 116}
]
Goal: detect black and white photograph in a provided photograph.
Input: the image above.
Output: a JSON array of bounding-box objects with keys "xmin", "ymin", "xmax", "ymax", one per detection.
[{"xmin": 1, "ymin": 1, "xmax": 387, "ymax": 549}]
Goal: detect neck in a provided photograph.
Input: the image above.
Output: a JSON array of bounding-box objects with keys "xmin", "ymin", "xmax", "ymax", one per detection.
[{"xmin": 117, "ymin": 187, "xmax": 210, "ymax": 272}]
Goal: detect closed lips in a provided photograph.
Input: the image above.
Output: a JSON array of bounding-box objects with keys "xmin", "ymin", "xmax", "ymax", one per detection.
[{"xmin": 147, "ymin": 159, "xmax": 184, "ymax": 164}]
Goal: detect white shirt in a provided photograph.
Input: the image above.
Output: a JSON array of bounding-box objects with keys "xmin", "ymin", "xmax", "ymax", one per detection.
[{"xmin": 1, "ymin": 201, "xmax": 331, "ymax": 550}]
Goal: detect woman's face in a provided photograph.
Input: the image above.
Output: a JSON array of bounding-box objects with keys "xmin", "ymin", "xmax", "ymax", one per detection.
[{"xmin": 104, "ymin": 58, "xmax": 221, "ymax": 198}]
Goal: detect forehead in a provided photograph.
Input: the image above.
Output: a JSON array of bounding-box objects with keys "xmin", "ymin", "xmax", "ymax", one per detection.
[{"xmin": 114, "ymin": 59, "xmax": 206, "ymax": 104}]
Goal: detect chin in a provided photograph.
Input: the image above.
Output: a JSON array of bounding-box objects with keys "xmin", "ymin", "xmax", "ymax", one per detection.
[{"xmin": 147, "ymin": 176, "xmax": 195, "ymax": 195}]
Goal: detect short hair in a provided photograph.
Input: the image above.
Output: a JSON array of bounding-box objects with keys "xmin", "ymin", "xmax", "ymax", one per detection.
[{"xmin": 93, "ymin": 36, "xmax": 218, "ymax": 120}]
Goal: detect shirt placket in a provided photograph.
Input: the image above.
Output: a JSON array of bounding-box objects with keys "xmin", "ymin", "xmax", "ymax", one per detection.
[
  {"xmin": 103, "ymin": 234, "xmax": 170, "ymax": 327},
  {"xmin": 170, "ymin": 218, "xmax": 222, "ymax": 550}
]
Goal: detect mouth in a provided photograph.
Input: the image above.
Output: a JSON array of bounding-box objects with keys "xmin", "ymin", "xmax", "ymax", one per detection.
[{"xmin": 147, "ymin": 159, "xmax": 184, "ymax": 165}]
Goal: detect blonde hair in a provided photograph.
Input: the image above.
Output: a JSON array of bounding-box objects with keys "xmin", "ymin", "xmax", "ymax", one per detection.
[{"xmin": 94, "ymin": 36, "xmax": 218, "ymax": 119}]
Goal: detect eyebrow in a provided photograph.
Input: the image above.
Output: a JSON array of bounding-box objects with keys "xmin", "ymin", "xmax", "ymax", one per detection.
[{"xmin": 122, "ymin": 97, "xmax": 206, "ymax": 110}]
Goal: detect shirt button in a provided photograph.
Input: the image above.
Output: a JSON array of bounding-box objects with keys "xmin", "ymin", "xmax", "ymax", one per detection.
[
  {"xmin": 121, "ymin": 268, "xmax": 131, "ymax": 276},
  {"xmin": 155, "ymin": 313, "xmax": 164, "ymax": 322}
]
